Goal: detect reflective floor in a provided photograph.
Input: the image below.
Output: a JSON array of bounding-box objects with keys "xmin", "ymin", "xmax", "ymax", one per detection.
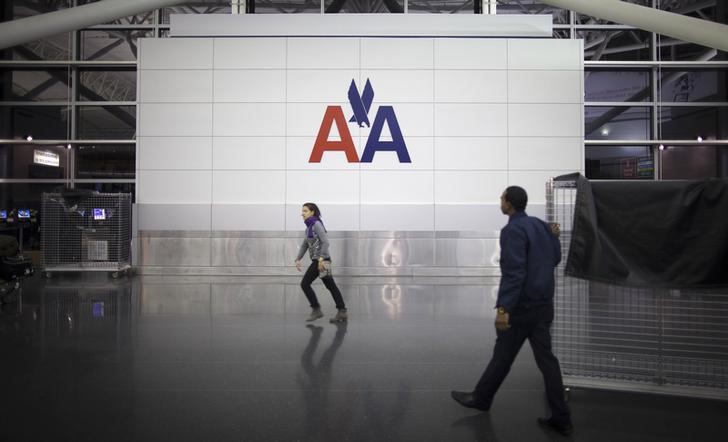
[{"xmin": 1, "ymin": 274, "xmax": 726, "ymax": 442}]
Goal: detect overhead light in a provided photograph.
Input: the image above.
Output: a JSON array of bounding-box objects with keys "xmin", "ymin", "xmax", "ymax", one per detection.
[
  {"xmin": 697, "ymin": 136, "xmax": 703, "ymax": 142},
  {"xmin": 658, "ymin": 144, "xmax": 665, "ymax": 151},
  {"xmin": 600, "ymin": 127, "xmax": 610, "ymax": 136},
  {"xmin": 26, "ymin": 135, "xmax": 33, "ymax": 142},
  {"xmin": 67, "ymin": 144, "xmax": 72, "ymax": 149}
]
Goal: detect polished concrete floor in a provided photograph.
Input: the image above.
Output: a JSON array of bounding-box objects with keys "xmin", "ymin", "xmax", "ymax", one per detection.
[{"xmin": 1, "ymin": 274, "xmax": 726, "ymax": 442}]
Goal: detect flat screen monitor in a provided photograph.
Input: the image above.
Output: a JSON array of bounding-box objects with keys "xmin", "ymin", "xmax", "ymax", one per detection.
[
  {"xmin": 93, "ymin": 208, "xmax": 106, "ymax": 220},
  {"xmin": 0, "ymin": 210, "xmax": 6, "ymax": 219},
  {"xmin": 17, "ymin": 209, "xmax": 30, "ymax": 219}
]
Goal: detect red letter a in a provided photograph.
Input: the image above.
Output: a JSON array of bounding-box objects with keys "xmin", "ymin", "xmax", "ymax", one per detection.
[{"xmin": 309, "ymin": 106, "xmax": 359, "ymax": 163}]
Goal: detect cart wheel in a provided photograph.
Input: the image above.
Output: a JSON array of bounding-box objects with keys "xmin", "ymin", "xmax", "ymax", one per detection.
[
  {"xmin": 564, "ymin": 387, "xmax": 571, "ymax": 403},
  {"xmin": 45, "ymin": 272, "xmax": 53, "ymax": 278},
  {"xmin": 111, "ymin": 271, "xmax": 119, "ymax": 279}
]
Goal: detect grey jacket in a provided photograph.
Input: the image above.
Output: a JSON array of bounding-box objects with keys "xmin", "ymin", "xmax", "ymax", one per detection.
[{"xmin": 296, "ymin": 220, "xmax": 331, "ymax": 261}]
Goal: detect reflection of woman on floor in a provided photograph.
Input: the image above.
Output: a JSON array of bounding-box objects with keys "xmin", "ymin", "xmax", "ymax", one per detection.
[
  {"xmin": 298, "ymin": 323, "xmax": 347, "ymax": 440},
  {"xmin": 295, "ymin": 203, "xmax": 347, "ymax": 323}
]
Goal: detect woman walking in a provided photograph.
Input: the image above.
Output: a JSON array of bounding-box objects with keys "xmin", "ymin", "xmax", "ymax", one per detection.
[{"xmin": 295, "ymin": 203, "xmax": 348, "ymax": 323}]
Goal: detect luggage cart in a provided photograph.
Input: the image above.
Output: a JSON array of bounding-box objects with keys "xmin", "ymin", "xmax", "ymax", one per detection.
[
  {"xmin": 546, "ymin": 178, "xmax": 728, "ymax": 400},
  {"xmin": 41, "ymin": 192, "xmax": 131, "ymax": 278}
]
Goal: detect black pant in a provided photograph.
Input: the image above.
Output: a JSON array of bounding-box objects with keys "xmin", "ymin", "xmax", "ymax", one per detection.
[
  {"xmin": 300, "ymin": 260, "xmax": 346, "ymax": 310},
  {"xmin": 474, "ymin": 303, "xmax": 571, "ymax": 425}
]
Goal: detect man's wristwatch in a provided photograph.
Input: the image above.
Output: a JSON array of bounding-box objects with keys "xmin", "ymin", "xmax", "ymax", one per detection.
[{"xmin": 497, "ymin": 307, "xmax": 507, "ymax": 315}]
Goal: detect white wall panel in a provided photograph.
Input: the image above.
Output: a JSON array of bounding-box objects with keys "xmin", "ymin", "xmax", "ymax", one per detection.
[
  {"xmin": 287, "ymin": 70, "xmax": 360, "ymax": 103},
  {"xmin": 138, "ymin": 103, "xmax": 212, "ymax": 137},
  {"xmin": 212, "ymin": 204, "xmax": 285, "ymax": 230},
  {"xmin": 286, "ymin": 170, "xmax": 359, "ymax": 203},
  {"xmin": 434, "ymin": 137, "xmax": 507, "ymax": 170},
  {"xmin": 359, "ymin": 70, "xmax": 434, "ymax": 103},
  {"xmin": 508, "ymin": 70, "xmax": 582, "ymax": 103},
  {"xmin": 435, "ymin": 204, "xmax": 504, "ymax": 232},
  {"xmin": 359, "ymin": 137, "xmax": 433, "ymax": 170},
  {"xmin": 285, "ymin": 204, "xmax": 359, "ymax": 231},
  {"xmin": 137, "ymin": 204, "xmax": 212, "ymax": 230},
  {"xmin": 287, "ymin": 37, "xmax": 360, "ymax": 69},
  {"xmin": 286, "ymin": 102, "xmax": 352, "ymax": 138},
  {"xmin": 286, "ymin": 137, "xmax": 361, "ymax": 170},
  {"xmin": 361, "ymin": 171, "xmax": 433, "ymax": 203},
  {"xmin": 435, "ymin": 70, "xmax": 508, "ymax": 103},
  {"xmin": 213, "ymin": 70, "xmax": 285, "ymax": 102},
  {"xmin": 361, "ymin": 103, "xmax": 434, "ymax": 138},
  {"xmin": 137, "ymin": 171, "xmax": 211, "ymax": 204},
  {"xmin": 212, "ymin": 171, "xmax": 285, "ymax": 203},
  {"xmin": 509, "ymin": 104, "xmax": 582, "ymax": 137},
  {"xmin": 213, "ymin": 137, "xmax": 285, "ymax": 170},
  {"xmin": 435, "ymin": 171, "xmax": 507, "ymax": 204},
  {"xmin": 140, "ymin": 38, "xmax": 212, "ymax": 70},
  {"xmin": 213, "ymin": 38, "xmax": 285, "ymax": 69},
  {"xmin": 508, "ymin": 171, "xmax": 564, "ymax": 203},
  {"xmin": 509, "ymin": 137, "xmax": 583, "ymax": 171},
  {"xmin": 361, "ymin": 38, "xmax": 433, "ymax": 69},
  {"xmin": 360, "ymin": 205, "xmax": 433, "ymax": 230},
  {"xmin": 213, "ymin": 103, "xmax": 285, "ymax": 136},
  {"xmin": 435, "ymin": 39, "xmax": 507, "ymax": 69},
  {"xmin": 138, "ymin": 137, "xmax": 212, "ymax": 170},
  {"xmin": 508, "ymin": 39, "xmax": 582, "ymax": 70},
  {"xmin": 140, "ymin": 70, "xmax": 212, "ymax": 102},
  {"xmin": 434, "ymin": 104, "xmax": 508, "ymax": 137}
]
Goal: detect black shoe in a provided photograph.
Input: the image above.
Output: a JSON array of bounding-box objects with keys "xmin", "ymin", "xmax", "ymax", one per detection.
[
  {"xmin": 537, "ymin": 417, "xmax": 573, "ymax": 436},
  {"xmin": 450, "ymin": 391, "xmax": 489, "ymax": 412}
]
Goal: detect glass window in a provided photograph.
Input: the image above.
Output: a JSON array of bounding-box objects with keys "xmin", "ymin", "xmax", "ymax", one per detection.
[
  {"xmin": 657, "ymin": 106, "xmax": 726, "ymax": 140},
  {"xmin": 9, "ymin": 1, "xmax": 71, "ymax": 21},
  {"xmin": 0, "ymin": 106, "xmax": 70, "ymax": 139},
  {"xmin": 79, "ymin": 70, "xmax": 136, "ymax": 102},
  {"xmin": 162, "ymin": 1, "xmax": 231, "ymax": 24},
  {"xmin": 75, "ymin": 144, "xmax": 135, "ymax": 180},
  {"xmin": 658, "ymin": 2, "xmax": 726, "ymax": 26},
  {"xmin": 657, "ymin": 34, "xmax": 728, "ymax": 62},
  {"xmin": 0, "ymin": 69, "xmax": 71, "ymax": 102},
  {"xmin": 74, "ymin": 183, "xmax": 135, "ymax": 201},
  {"xmin": 585, "ymin": 145, "xmax": 653, "ymax": 180},
  {"xmin": 659, "ymin": 70, "xmax": 728, "ymax": 102},
  {"xmin": 577, "ymin": 30, "xmax": 652, "ymax": 61},
  {"xmin": 0, "ymin": 144, "xmax": 70, "ymax": 179},
  {"xmin": 585, "ymin": 106, "xmax": 651, "ymax": 140},
  {"xmin": 4, "ymin": 33, "xmax": 72, "ymax": 61},
  {"xmin": 77, "ymin": 106, "xmax": 135, "ymax": 140},
  {"xmin": 495, "ymin": 1, "xmax": 569, "ymax": 23},
  {"xmin": 81, "ymin": 30, "xmax": 154, "ymax": 61},
  {"xmin": 77, "ymin": 0, "xmax": 154, "ymax": 24},
  {"xmin": 585, "ymin": 70, "xmax": 651, "ymax": 102},
  {"xmin": 661, "ymin": 146, "xmax": 728, "ymax": 179},
  {"xmin": 0, "ymin": 182, "xmax": 70, "ymax": 251}
]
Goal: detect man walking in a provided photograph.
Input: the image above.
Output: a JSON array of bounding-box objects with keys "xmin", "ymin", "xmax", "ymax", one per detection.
[{"xmin": 451, "ymin": 186, "xmax": 573, "ymax": 436}]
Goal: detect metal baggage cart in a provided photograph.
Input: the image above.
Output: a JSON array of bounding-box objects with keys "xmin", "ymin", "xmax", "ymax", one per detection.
[
  {"xmin": 546, "ymin": 178, "xmax": 728, "ymax": 400},
  {"xmin": 41, "ymin": 192, "xmax": 131, "ymax": 278}
]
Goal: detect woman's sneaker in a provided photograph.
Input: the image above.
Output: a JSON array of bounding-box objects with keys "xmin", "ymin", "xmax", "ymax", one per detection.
[
  {"xmin": 329, "ymin": 309, "xmax": 348, "ymax": 323},
  {"xmin": 306, "ymin": 308, "xmax": 323, "ymax": 322}
]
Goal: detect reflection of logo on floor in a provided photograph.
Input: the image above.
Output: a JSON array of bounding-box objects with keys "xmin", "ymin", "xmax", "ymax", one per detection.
[{"xmin": 310, "ymin": 78, "xmax": 411, "ymax": 163}]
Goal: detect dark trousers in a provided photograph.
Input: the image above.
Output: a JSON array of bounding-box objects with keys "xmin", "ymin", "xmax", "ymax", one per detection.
[
  {"xmin": 474, "ymin": 303, "xmax": 571, "ymax": 425},
  {"xmin": 300, "ymin": 261, "xmax": 346, "ymax": 310}
]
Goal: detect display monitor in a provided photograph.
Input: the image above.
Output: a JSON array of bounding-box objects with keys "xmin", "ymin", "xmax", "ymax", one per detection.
[
  {"xmin": 17, "ymin": 209, "xmax": 30, "ymax": 218},
  {"xmin": 93, "ymin": 208, "xmax": 106, "ymax": 220},
  {"xmin": 0, "ymin": 210, "xmax": 6, "ymax": 219}
]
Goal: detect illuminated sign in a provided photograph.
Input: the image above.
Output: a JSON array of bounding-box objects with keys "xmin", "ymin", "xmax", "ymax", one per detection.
[{"xmin": 33, "ymin": 149, "xmax": 60, "ymax": 167}]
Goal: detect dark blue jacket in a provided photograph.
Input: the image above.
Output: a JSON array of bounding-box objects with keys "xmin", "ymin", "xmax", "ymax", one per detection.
[{"xmin": 497, "ymin": 211, "xmax": 561, "ymax": 312}]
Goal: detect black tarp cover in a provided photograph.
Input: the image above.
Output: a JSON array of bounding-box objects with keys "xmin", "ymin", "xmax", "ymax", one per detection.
[{"xmin": 563, "ymin": 173, "xmax": 728, "ymax": 288}]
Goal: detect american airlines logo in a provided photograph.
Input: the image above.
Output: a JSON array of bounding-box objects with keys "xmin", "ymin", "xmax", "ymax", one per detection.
[{"xmin": 309, "ymin": 79, "xmax": 411, "ymax": 163}]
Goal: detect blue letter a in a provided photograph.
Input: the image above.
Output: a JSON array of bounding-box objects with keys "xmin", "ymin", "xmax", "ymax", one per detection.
[{"xmin": 360, "ymin": 106, "xmax": 411, "ymax": 163}]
